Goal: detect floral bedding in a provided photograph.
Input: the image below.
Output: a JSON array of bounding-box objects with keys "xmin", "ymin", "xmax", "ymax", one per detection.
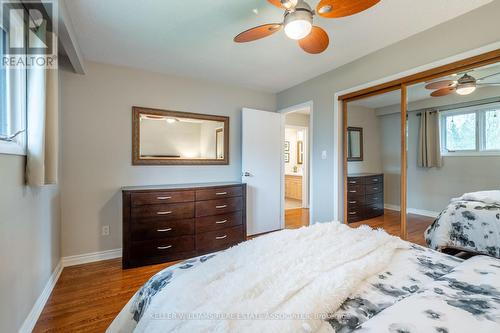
[
  {"xmin": 107, "ymin": 237, "xmax": 500, "ymax": 332},
  {"xmin": 425, "ymin": 200, "xmax": 500, "ymax": 258}
]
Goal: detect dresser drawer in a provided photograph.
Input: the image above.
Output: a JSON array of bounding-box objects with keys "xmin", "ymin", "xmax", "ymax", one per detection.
[
  {"xmin": 131, "ymin": 202, "xmax": 194, "ymax": 219},
  {"xmin": 365, "ymin": 175, "xmax": 383, "ymax": 185},
  {"xmin": 131, "ymin": 236, "xmax": 195, "ymax": 257},
  {"xmin": 347, "ymin": 184, "xmax": 365, "ymax": 198},
  {"xmin": 365, "ymin": 184, "xmax": 383, "ymax": 194},
  {"xmin": 131, "ymin": 191, "xmax": 194, "ymax": 206},
  {"xmin": 365, "ymin": 193, "xmax": 383, "ymax": 205},
  {"xmin": 196, "ymin": 225, "xmax": 244, "ymax": 252},
  {"xmin": 196, "ymin": 211, "xmax": 243, "ymax": 233},
  {"xmin": 364, "ymin": 204, "xmax": 384, "ymax": 218},
  {"xmin": 196, "ymin": 186, "xmax": 242, "ymax": 201},
  {"xmin": 347, "ymin": 177, "xmax": 363, "ymax": 185},
  {"xmin": 195, "ymin": 197, "xmax": 243, "ymax": 217},
  {"xmin": 131, "ymin": 218, "xmax": 195, "ymax": 241}
]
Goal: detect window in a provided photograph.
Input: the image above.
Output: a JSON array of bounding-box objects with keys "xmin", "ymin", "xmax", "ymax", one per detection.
[
  {"xmin": 441, "ymin": 103, "xmax": 500, "ymax": 156},
  {"xmin": 0, "ymin": 11, "xmax": 27, "ymax": 155}
]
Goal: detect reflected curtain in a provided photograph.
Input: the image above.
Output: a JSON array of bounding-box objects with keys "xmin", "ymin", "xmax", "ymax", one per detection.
[
  {"xmin": 25, "ymin": 22, "xmax": 59, "ymax": 186},
  {"xmin": 417, "ymin": 109, "xmax": 442, "ymax": 168}
]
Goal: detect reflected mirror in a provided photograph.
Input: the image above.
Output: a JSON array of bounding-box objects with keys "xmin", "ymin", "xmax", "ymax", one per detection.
[
  {"xmin": 406, "ymin": 61, "xmax": 500, "ymax": 249},
  {"xmin": 347, "ymin": 127, "xmax": 363, "ymax": 161},
  {"xmin": 132, "ymin": 107, "xmax": 229, "ymax": 165},
  {"xmin": 344, "ymin": 89, "xmax": 402, "ymax": 238}
]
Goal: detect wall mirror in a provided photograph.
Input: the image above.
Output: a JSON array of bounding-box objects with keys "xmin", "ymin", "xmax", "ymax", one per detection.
[
  {"xmin": 347, "ymin": 127, "xmax": 363, "ymax": 161},
  {"xmin": 132, "ymin": 107, "xmax": 229, "ymax": 165}
]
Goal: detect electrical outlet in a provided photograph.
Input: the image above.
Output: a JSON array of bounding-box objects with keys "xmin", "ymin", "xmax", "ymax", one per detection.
[
  {"xmin": 102, "ymin": 225, "xmax": 110, "ymax": 236},
  {"xmin": 321, "ymin": 150, "xmax": 327, "ymax": 160}
]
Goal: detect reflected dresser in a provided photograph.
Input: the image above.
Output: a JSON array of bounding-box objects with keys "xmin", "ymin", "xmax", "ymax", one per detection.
[
  {"xmin": 347, "ymin": 173, "xmax": 384, "ymax": 223},
  {"xmin": 122, "ymin": 182, "xmax": 246, "ymax": 268}
]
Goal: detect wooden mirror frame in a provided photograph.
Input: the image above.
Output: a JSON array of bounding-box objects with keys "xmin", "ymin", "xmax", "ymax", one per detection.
[
  {"xmin": 340, "ymin": 49, "xmax": 500, "ymax": 241},
  {"xmin": 132, "ymin": 106, "xmax": 230, "ymax": 165},
  {"xmin": 346, "ymin": 127, "xmax": 363, "ymax": 162}
]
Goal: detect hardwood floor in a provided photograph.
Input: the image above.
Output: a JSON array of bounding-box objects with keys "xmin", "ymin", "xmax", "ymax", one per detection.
[
  {"xmin": 35, "ymin": 209, "xmax": 432, "ymax": 332},
  {"xmin": 349, "ymin": 209, "xmax": 435, "ymax": 246},
  {"xmin": 33, "ymin": 259, "xmax": 178, "ymax": 332},
  {"xmin": 285, "ymin": 208, "xmax": 309, "ymax": 229}
]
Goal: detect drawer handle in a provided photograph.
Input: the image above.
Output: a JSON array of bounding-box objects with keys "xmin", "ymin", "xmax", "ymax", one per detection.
[
  {"xmin": 157, "ymin": 245, "xmax": 172, "ymax": 250},
  {"xmin": 157, "ymin": 228, "xmax": 172, "ymax": 232},
  {"xmin": 372, "ymin": 179, "xmax": 379, "ymax": 182},
  {"xmin": 157, "ymin": 196, "xmax": 172, "ymax": 200},
  {"xmin": 349, "ymin": 201, "xmax": 357, "ymax": 204},
  {"xmin": 157, "ymin": 211, "xmax": 173, "ymax": 215},
  {"xmin": 216, "ymin": 235, "xmax": 227, "ymax": 240},
  {"xmin": 215, "ymin": 220, "xmax": 228, "ymax": 224},
  {"xmin": 373, "ymin": 197, "xmax": 379, "ymax": 200},
  {"xmin": 349, "ymin": 212, "xmax": 357, "ymax": 215},
  {"xmin": 215, "ymin": 192, "xmax": 228, "ymax": 195},
  {"xmin": 349, "ymin": 181, "xmax": 357, "ymax": 184},
  {"xmin": 216, "ymin": 205, "xmax": 227, "ymax": 209},
  {"xmin": 373, "ymin": 187, "xmax": 379, "ymax": 190},
  {"xmin": 349, "ymin": 190, "xmax": 357, "ymax": 193}
]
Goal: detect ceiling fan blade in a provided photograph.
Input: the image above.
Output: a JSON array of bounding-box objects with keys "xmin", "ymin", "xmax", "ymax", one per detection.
[
  {"xmin": 477, "ymin": 71, "xmax": 500, "ymax": 82},
  {"xmin": 425, "ymin": 80, "xmax": 457, "ymax": 90},
  {"xmin": 267, "ymin": 0, "xmax": 296, "ymax": 9},
  {"xmin": 431, "ymin": 87, "xmax": 456, "ymax": 97},
  {"xmin": 316, "ymin": 0, "xmax": 381, "ymax": 18},
  {"xmin": 298, "ymin": 26, "xmax": 329, "ymax": 54},
  {"xmin": 234, "ymin": 23, "xmax": 282, "ymax": 43},
  {"xmin": 477, "ymin": 83, "xmax": 500, "ymax": 86}
]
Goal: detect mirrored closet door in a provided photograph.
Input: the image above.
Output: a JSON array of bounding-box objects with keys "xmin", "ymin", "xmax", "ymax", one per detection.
[
  {"xmin": 406, "ymin": 60, "xmax": 500, "ymax": 247},
  {"xmin": 343, "ymin": 89, "xmax": 404, "ymax": 238}
]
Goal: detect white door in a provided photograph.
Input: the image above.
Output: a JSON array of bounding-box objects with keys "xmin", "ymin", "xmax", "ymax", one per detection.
[{"xmin": 242, "ymin": 108, "xmax": 282, "ymax": 235}]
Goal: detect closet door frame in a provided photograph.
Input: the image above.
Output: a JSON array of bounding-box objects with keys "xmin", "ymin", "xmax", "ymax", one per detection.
[{"xmin": 339, "ymin": 49, "xmax": 500, "ymax": 240}]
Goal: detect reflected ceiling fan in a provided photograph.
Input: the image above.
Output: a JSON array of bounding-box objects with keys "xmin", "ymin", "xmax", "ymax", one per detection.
[
  {"xmin": 234, "ymin": 0, "xmax": 381, "ymax": 54},
  {"xmin": 425, "ymin": 71, "xmax": 500, "ymax": 97}
]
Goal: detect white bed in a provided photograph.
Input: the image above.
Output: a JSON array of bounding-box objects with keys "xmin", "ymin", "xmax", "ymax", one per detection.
[{"xmin": 108, "ymin": 222, "xmax": 500, "ymax": 333}]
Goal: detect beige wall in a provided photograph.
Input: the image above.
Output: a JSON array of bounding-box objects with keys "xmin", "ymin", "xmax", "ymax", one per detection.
[
  {"xmin": 277, "ymin": 1, "xmax": 500, "ymax": 222},
  {"xmin": 346, "ymin": 105, "xmax": 382, "ymax": 175},
  {"xmin": 60, "ymin": 61, "xmax": 276, "ymax": 257},
  {"xmin": 0, "ymin": 70, "xmax": 62, "ymax": 332}
]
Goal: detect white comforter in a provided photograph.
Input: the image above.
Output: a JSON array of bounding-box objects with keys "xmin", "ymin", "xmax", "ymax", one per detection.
[{"xmin": 109, "ymin": 222, "xmax": 405, "ymax": 333}]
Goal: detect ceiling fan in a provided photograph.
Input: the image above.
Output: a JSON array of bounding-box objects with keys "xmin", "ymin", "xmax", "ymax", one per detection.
[
  {"xmin": 234, "ymin": 0, "xmax": 381, "ymax": 54},
  {"xmin": 425, "ymin": 71, "xmax": 500, "ymax": 97}
]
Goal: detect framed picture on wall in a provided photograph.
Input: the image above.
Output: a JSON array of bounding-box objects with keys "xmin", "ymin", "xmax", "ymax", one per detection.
[
  {"xmin": 284, "ymin": 152, "xmax": 290, "ymax": 163},
  {"xmin": 297, "ymin": 141, "xmax": 304, "ymax": 165},
  {"xmin": 284, "ymin": 141, "xmax": 290, "ymax": 152}
]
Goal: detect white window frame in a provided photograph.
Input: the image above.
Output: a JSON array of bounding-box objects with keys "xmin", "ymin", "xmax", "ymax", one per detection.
[
  {"xmin": 440, "ymin": 102, "xmax": 500, "ymax": 157},
  {"xmin": 0, "ymin": 7, "xmax": 27, "ymax": 156}
]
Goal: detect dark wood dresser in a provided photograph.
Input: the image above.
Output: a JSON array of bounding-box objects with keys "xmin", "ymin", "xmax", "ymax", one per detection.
[
  {"xmin": 122, "ymin": 182, "xmax": 246, "ymax": 268},
  {"xmin": 347, "ymin": 173, "xmax": 384, "ymax": 223}
]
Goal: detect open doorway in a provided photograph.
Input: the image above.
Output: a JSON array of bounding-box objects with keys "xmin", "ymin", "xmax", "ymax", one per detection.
[{"xmin": 282, "ymin": 106, "xmax": 312, "ymax": 229}]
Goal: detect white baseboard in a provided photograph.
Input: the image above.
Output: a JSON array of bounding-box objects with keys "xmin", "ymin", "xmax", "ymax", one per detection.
[
  {"xmin": 384, "ymin": 204, "xmax": 401, "ymax": 212},
  {"xmin": 62, "ymin": 248, "xmax": 122, "ymax": 267},
  {"xmin": 384, "ymin": 204, "xmax": 439, "ymax": 218},
  {"xmin": 19, "ymin": 248, "xmax": 124, "ymax": 332},
  {"xmin": 18, "ymin": 260, "xmax": 63, "ymax": 333}
]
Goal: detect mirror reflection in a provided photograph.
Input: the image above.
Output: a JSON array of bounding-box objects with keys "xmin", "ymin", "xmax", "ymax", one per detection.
[
  {"xmin": 347, "ymin": 127, "xmax": 363, "ymax": 161},
  {"xmin": 407, "ymin": 61, "xmax": 500, "ymax": 253},
  {"xmin": 133, "ymin": 108, "xmax": 229, "ymax": 165},
  {"xmin": 345, "ymin": 89, "xmax": 402, "ymax": 238}
]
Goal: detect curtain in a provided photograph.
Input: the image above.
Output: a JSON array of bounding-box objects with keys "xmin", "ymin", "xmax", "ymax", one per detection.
[
  {"xmin": 25, "ymin": 22, "xmax": 59, "ymax": 186},
  {"xmin": 417, "ymin": 109, "xmax": 442, "ymax": 168}
]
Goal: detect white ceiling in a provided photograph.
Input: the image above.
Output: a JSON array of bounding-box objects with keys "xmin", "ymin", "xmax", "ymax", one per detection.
[
  {"xmin": 65, "ymin": 0, "xmax": 493, "ymax": 93},
  {"xmin": 351, "ymin": 61, "xmax": 500, "ymax": 109}
]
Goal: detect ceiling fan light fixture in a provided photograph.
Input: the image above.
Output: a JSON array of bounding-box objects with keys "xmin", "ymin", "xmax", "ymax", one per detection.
[
  {"xmin": 284, "ymin": 10, "xmax": 313, "ymax": 40},
  {"xmin": 456, "ymin": 84, "xmax": 476, "ymax": 96}
]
